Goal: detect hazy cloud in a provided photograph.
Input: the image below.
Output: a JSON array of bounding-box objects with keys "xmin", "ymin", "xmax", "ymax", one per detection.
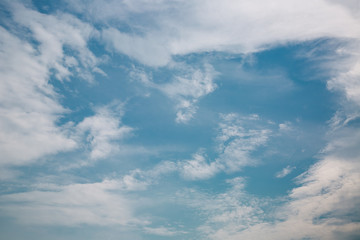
[{"xmin": 0, "ymin": 180, "xmax": 141, "ymax": 226}]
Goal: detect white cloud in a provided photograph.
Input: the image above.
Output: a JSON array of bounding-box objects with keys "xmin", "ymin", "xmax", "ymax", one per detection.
[
  {"xmin": 278, "ymin": 122, "xmax": 293, "ymax": 132},
  {"xmin": 76, "ymin": 102, "xmax": 133, "ymax": 160},
  {"xmin": 327, "ymin": 55, "xmax": 360, "ymax": 106},
  {"xmin": 180, "ymin": 151, "xmax": 219, "ymax": 180},
  {"xmin": 275, "ymin": 165, "xmax": 295, "ymax": 178},
  {"xmin": 71, "ymin": 0, "xmax": 360, "ymax": 67},
  {"xmin": 119, "ymin": 170, "xmax": 151, "ymax": 191},
  {"xmin": 9, "ymin": 1, "xmax": 100, "ymax": 82},
  {"xmin": 118, "ymin": 161, "xmax": 177, "ymax": 191},
  {"xmin": 0, "ymin": 26, "xmax": 77, "ymax": 166},
  {"xmin": 0, "ymin": 2, "xmax": 102, "ymax": 168},
  {"xmin": 0, "ymin": 180, "xmax": 142, "ymax": 226},
  {"xmin": 294, "ymin": 39, "xmax": 359, "ymax": 111},
  {"xmin": 242, "ymin": 157, "xmax": 360, "ymax": 240}
]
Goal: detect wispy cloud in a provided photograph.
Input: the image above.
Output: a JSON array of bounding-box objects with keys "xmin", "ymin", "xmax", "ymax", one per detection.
[
  {"xmin": 275, "ymin": 165, "xmax": 295, "ymax": 178},
  {"xmin": 326, "ymin": 42, "xmax": 360, "ymax": 107},
  {"xmin": 214, "ymin": 114, "xmax": 271, "ymax": 172},
  {"xmin": 177, "ymin": 177, "xmax": 271, "ymax": 239},
  {"xmin": 184, "ymin": 123, "xmax": 360, "ymax": 240},
  {"xmin": 0, "ymin": 179, "xmax": 143, "ymax": 226},
  {"xmin": 71, "ymin": 0, "xmax": 360, "ymax": 66},
  {"xmin": 181, "ymin": 158, "xmax": 360, "ymax": 240},
  {"xmin": 130, "ymin": 63, "xmax": 218, "ymax": 123},
  {"xmin": 178, "ymin": 113, "xmax": 272, "ymax": 179},
  {"xmin": 144, "ymin": 226, "xmax": 185, "ymax": 236},
  {"xmin": 117, "ymin": 113, "xmax": 271, "ymax": 185},
  {"xmin": 118, "ymin": 161, "xmax": 177, "ymax": 191},
  {"xmin": 162, "ymin": 64, "xmax": 218, "ymax": 123}
]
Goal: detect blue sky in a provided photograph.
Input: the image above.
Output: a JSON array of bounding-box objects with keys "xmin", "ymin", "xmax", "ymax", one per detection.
[{"xmin": 0, "ymin": 0, "xmax": 360, "ymax": 239}]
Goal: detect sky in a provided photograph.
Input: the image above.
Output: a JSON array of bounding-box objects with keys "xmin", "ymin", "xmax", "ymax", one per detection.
[{"xmin": 0, "ymin": 0, "xmax": 360, "ymax": 239}]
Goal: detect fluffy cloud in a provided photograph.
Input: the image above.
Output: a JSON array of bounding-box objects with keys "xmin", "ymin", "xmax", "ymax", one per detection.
[
  {"xmin": 0, "ymin": 26, "xmax": 76, "ymax": 166},
  {"xmin": 0, "ymin": 2, "xmax": 101, "ymax": 168},
  {"xmin": 9, "ymin": 1, "xmax": 101, "ymax": 81},
  {"xmin": 77, "ymin": 102, "xmax": 133, "ymax": 160},
  {"xmin": 180, "ymin": 151, "xmax": 218, "ymax": 180}
]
